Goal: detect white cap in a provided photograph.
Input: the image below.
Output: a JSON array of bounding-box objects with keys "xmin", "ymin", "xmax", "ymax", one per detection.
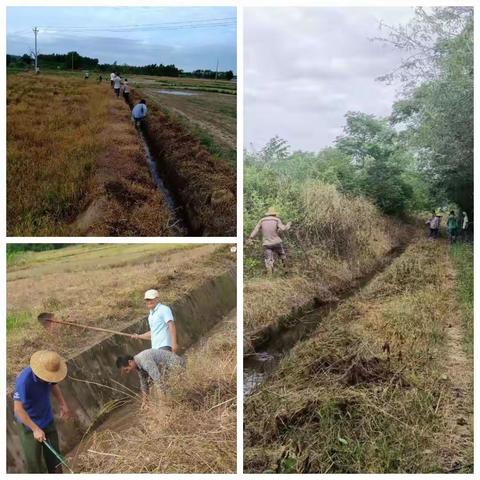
[{"xmin": 144, "ymin": 289, "xmax": 159, "ymax": 300}]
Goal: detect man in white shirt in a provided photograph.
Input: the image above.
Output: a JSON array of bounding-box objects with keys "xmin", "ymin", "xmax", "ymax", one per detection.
[
  {"xmin": 110, "ymin": 72, "xmax": 115, "ymax": 88},
  {"xmin": 113, "ymin": 74, "xmax": 122, "ymax": 97},
  {"xmin": 133, "ymin": 289, "xmax": 178, "ymax": 352}
]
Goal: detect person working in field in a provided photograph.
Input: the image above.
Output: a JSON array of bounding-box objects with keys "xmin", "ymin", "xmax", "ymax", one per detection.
[
  {"xmin": 84, "ymin": 71, "xmax": 89, "ymax": 80},
  {"xmin": 248, "ymin": 207, "xmax": 292, "ymax": 274},
  {"xmin": 110, "ymin": 72, "xmax": 115, "ymax": 88},
  {"xmin": 13, "ymin": 351, "xmax": 72, "ymax": 473},
  {"xmin": 131, "ymin": 99, "xmax": 148, "ymax": 127},
  {"xmin": 122, "ymin": 78, "xmax": 130, "ymax": 103},
  {"xmin": 133, "ymin": 289, "xmax": 178, "ymax": 353},
  {"xmin": 426, "ymin": 211, "xmax": 441, "ymax": 239},
  {"xmin": 97, "ymin": 74, "xmax": 103, "ymax": 83},
  {"xmin": 116, "ymin": 349, "xmax": 185, "ymax": 408},
  {"xmin": 113, "ymin": 74, "xmax": 122, "ymax": 97},
  {"xmin": 447, "ymin": 210, "xmax": 458, "ymax": 244},
  {"xmin": 461, "ymin": 211, "xmax": 469, "ymax": 241}
]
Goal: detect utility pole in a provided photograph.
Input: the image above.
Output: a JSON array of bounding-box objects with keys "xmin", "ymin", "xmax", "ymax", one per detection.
[
  {"xmin": 33, "ymin": 26, "xmax": 39, "ymax": 72},
  {"xmin": 215, "ymin": 57, "xmax": 219, "ymax": 81}
]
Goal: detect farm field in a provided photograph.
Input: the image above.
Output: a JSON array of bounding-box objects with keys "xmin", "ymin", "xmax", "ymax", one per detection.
[
  {"xmin": 7, "ymin": 243, "xmax": 235, "ymax": 384},
  {"xmin": 7, "ymin": 71, "xmax": 236, "ymax": 236},
  {"xmin": 128, "ymin": 75, "xmax": 236, "ymax": 164}
]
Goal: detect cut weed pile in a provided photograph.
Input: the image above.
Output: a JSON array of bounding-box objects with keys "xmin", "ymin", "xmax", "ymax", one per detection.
[
  {"xmin": 72, "ymin": 309, "xmax": 236, "ymax": 473},
  {"xmin": 7, "ymin": 243, "xmax": 235, "ymax": 386},
  {"xmin": 129, "ymin": 89, "xmax": 236, "ymax": 236},
  {"xmin": 7, "ymin": 73, "xmax": 176, "ymax": 236},
  {"xmin": 244, "ymin": 239, "xmax": 473, "ymax": 473},
  {"xmin": 244, "ymin": 184, "xmax": 411, "ymax": 350}
]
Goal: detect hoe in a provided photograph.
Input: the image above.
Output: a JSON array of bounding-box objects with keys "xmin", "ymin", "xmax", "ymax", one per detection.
[{"xmin": 37, "ymin": 316, "xmax": 140, "ymax": 339}]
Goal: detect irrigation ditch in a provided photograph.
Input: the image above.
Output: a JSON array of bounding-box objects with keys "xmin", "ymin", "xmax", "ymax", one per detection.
[
  {"xmin": 127, "ymin": 90, "xmax": 236, "ymax": 237},
  {"xmin": 7, "ymin": 269, "xmax": 236, "ymax": 473},
  {"xmin": 243, "ymin": 244, "xmax": 408, "ymax": 396}
]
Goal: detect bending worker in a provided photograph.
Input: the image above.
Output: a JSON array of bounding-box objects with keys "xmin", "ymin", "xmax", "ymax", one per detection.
[
  {"xmin": 13, "ymin": 351, "xmax": 72, "ymax": 473},
  {"xmin": 248, "ymin": 207, "xmax": 292, "ymax": 273},
  {"xmin": 133, "ymin": 289, "xmax": 178, "ymax": 353},
  {"xmin": 131, "ymin": 99, "xmax": 147, "ymax": 127},
  {"xmin": 116, "ymin": 349, "xmax": 185, "ymax": 408}
]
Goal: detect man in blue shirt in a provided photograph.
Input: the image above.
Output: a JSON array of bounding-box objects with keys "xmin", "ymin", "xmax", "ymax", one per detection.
[
  {"xmin": 13, "ymin": 350, "xmax": 71, "ymax": 473},
  {"xmin": 133, "ymin": 289, "xmax": 178, "ymax": 353},
  {"xmin": 131, "ymin": 99, "xmax": 148, "ymax": 128}
]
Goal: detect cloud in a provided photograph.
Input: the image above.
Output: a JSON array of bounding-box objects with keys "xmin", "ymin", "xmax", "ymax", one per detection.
[{"xmin": 245, "ymin": 7, "xmax": 416, "ymax": 151}]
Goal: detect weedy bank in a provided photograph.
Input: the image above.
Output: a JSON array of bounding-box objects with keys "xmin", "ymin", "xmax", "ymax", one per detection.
[
  {"xmin": 244, "ymin": 239, "xmax": 473, "ymax": 473},
  {"xmin": 72, "ymin": 309, "xmax": 236, "ymax": 473},
  {"xmin": 244, "ymin": 182, "xmax": 409, "ymax": 351},
  {"xmin": 7, "ymin": 73, "xmax": 177, "ymax": 236},
  {"xmin": 7, "ymin": 243, "xmax": 235, "ymax": 385}
]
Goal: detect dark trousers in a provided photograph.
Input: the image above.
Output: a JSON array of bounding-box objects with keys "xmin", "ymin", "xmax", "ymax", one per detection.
[
  {"xmin": 159, "ymin": 346, "xmax": 172, "ymax": 352},
  {"xmin": 114, "ymin": 88, "xmax": 120, "ymax": 97},
  {"xmin": 17, "ymin": 421, "xmax": 62, "ymax": 473},
  {"xmin": 123, "ymin": 92, "xmax": 130, "ymax": 103},
  {"xmin": 429, "ymin": 228, "xmax": 439, "ymax": 239}
]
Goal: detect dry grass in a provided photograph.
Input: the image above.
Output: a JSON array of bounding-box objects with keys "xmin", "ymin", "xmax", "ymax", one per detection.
[
  {"xmin": 7, "ymin": 243, "xmax": 235, "ymax": 385},
  {"xmin": 244, "ymin": 239, "xmax": 473, "ymax": 473},
  {"xmin": 129, "ymin": 89, "xmax": 236, "ymax": 236},
  {"xmin": 244, "ymin": 183, "xmax": 407, "ymax": 348},
  {"xmin": 7, "ymin": 73, "xmax": 176, "ymax": 236},
  {"xmin": 73, "ymin": 309, "xmax": 236, "ymax": 473}
]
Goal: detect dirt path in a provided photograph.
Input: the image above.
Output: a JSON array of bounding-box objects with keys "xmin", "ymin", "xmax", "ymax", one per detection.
[{"xmin": 439, "ymin": 248, "xmax": 473, "ymax": 472}]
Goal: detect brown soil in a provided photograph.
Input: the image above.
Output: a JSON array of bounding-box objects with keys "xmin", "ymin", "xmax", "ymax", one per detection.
[{"xmin": 71, "ymin": 92, "xmax": 177, "ymax": 236}]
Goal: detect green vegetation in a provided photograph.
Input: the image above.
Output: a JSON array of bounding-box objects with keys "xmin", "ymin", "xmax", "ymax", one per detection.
[
  {"xmin": 7, "ymin": 311, "xmax": 32, "ymax": 333},
  {"xmin": 450, "ymin": 243, "xmax": 473, "ymax": 355}
]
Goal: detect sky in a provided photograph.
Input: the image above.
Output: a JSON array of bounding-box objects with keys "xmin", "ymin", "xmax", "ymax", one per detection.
[
  {"xmin": 7, "ymin": 7, "xmax": 236, "ymax": 72},
  {"xmin": 245, "ymin": 7, "xmax": 417, "ymax": 152}
]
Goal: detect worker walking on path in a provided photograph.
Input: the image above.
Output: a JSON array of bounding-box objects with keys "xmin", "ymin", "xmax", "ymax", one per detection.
[
  {"xmin": 122, "ymin": 78, "xmax": 130, "ymax": 103},
  {"xmin": 248, "ymin": 207, "xmax": 292, "ymax": 274},
  {"xmin": 131, "ymin": 99, "xmax": 148, "ymax": 128},
  {"xmin": 426, "ymin": 211, "xmax": 441, "ymax": 240},
  {"xmin": 13, "ymin": 351, "xmax": 72, "ymax": 473},
  {"xmin": 116, "ymin": 349, "xmax": 185, "ymax": 408},
  {"xmin": 461, "ymin": 211, "xmax": 469, "ymax": 242},
  {"xmin": 113, "ymin": 74, "xmax": 122, "ymax": 97},
  {"xmin": 133, "ymin": 289, "xmax": 178, "ymax": 353},
  {"xmin": 447, "ymin": 210, "xmax": 459, "ymax": 244},
  {"xmin": 110, "ymin": 72, "xmax": 115, "ymax": 88}
]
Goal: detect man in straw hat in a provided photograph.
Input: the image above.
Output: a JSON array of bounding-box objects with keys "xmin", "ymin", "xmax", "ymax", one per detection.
[
  {"xmin": 13, "ymin": 350, "xmax": 71, "ymax": 473},
  {"xmin": 133, "ymin": 289, "xmax": 178, "ymax": 353},
  {"xmin": 248, "ymin": 207, "xmax": 292, "ymax": 273}
]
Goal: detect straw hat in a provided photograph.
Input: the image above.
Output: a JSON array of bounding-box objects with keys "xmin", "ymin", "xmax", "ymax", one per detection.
[
  {"xmin": 265, "ymin": 207, "xmax": 278, "ymax": 216},
  {"xmin": 30, "ymin": 351, "xmax": 67, "ymax": 383}
]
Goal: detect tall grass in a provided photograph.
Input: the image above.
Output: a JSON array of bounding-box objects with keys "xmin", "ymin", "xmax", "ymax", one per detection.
[{"xmin": 74, "ymin": 312, "xmax": 236, "ymax": 473}]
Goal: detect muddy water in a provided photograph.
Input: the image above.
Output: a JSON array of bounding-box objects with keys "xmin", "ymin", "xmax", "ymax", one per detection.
[
  {"xmin": 136, "ymin": 126, "xmax": 188, "ymax": 234},
  {"xmin": 158, "ymin": 89, "xmax": 198, "ymax": 96},
  {"xmin": 244, "ymin": 245, "xmax": 407, "ymax": 396},
  {"xmin": 244, "ymin": 304, "xmax": 336, "ymax": 396}
]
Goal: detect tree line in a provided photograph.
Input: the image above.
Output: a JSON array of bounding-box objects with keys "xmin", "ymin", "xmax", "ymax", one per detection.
[{"xmin": 6, "ymin": 51, "xmax": 235, "ymax": 79}]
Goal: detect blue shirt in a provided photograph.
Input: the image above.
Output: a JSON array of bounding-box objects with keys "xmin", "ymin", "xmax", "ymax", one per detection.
[
  {"xmin": 13, "ymin": 367, "xmax": 53, "ymax": 430},
  {"xmin": 132, "ymin": 103, "xmax": 147, "ymax": 119},
  {"xmin": 148, "ymin": 303, "xmax": 174, "ymax": 349}
]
